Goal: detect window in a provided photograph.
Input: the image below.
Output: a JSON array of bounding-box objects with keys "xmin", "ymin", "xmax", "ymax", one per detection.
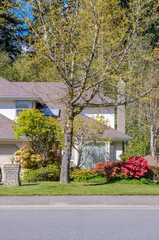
[
  {"xmin": 82, "ymin": 143, "xmax": 106, "ymax": 169},
  {"xmin": 70, "ymin": 148, "xmax": 74, "ymax": 166},
  {"xmin": 16, "ymin": 101, "xmax": 29, "ymax": 115},
  {"xmin": 109, "ymin": 142, "xmax": 115, "ymax": 162}
]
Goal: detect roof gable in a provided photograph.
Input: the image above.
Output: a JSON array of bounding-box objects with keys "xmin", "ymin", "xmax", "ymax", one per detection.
[
  {"xmin": 0, "ymin": 77, "xmax": 34, "ymax": 99},
  {"xmin": 0, "ymin": 114, "xmax": 14, "ymax": 138}
]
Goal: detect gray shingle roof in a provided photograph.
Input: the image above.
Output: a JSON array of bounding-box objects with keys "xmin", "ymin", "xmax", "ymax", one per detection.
[
  {"xmin": 0, "ymin": 114, "xmax": 27, "ymax": 140},
  {"xmin": 75, "ymin": 114, "xmax": 132, "ymax": 141},
  {"xmin": 0, "ymin": 77, "xmax": 34, "ymax": 99},
  {"xmin": 14, "ymin": 82, "xmax": 115, "ymax": 107},
  {"xmin": 0, "ymin": 114, "xmax": 14, "ymax": 138},
  {"xmin": 0, "ymin": 78, "xmax": 132, "ymax": 141}
]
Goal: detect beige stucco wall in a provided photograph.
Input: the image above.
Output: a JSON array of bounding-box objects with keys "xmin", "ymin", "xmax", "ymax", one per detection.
[
  {"xmin": 0, "ymin": 100, "xmax": 34, "ymax": 120},
  {"xmin": 81, "ymin": 107, "xmax": 115, "ymax": 128}
]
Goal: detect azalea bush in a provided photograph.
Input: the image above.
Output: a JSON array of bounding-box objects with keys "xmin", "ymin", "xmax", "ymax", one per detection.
[
  {"xmin": 15, "ymin": 146, "xmax": 62, "ymax": 173},
  {"xmin": 93, "ymin": 156, "xmax": 152, "ymax": 180},
  {"xmin": 15, "ymin": 145, "xmax": 44, "ymax": 172},
  {"xmin": 121, "ymin": 156, "xmax": 152, "ymax": 179}
]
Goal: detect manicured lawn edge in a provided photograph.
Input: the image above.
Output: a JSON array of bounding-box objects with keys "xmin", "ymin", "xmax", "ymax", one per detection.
[{"xmin": 1, "ymin": 181, "xmax": 159, "ymax": 196}]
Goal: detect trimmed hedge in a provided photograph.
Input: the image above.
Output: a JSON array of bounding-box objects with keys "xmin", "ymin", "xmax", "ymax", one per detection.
[
  {"xmin": 70, "ymin": 169, "xmax": 93, "ymax": 181},
  {"xmin": 23, "ymin": 164, "xmax": 60, "ymax": 182}
]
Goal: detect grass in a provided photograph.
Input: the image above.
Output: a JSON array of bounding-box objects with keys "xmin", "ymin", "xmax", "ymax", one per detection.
[{"xmin": 1, "ymin": 181, "xmax": 159, "ymax": 195}]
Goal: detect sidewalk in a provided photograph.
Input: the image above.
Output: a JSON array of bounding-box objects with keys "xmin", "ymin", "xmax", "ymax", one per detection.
[{"xmin": 1, "ymin": 196, "xmax": 159, "ymax": 209}]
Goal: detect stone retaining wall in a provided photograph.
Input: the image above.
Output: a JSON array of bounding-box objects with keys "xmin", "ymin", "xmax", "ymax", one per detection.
[{"xmin": 3, "ymin": 164, "xmax": 21, "ymax": 187}]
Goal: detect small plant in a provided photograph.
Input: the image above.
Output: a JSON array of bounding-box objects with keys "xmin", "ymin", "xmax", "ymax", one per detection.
[
  {"xmin": 23, "ymin": 164, "xmax": 60, "ymax": 182},
  {"xmin": 70, "ymin": 169, "xmax": 94, "ymax": 181},
  {"xmin": 15, "ymin": 145, "xmax": 44, "ymax": 172},
  {"xmin": 150, "ymin": 166, "xmax": 159, "ymax": 179},
  {"xmin": 88, "ymin": 174, "xmax": 107, "ymax": 183}
]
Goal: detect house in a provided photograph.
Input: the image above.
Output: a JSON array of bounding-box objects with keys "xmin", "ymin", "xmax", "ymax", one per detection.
[
  {"xmin": 144, "ymin": 155, "xmax": 159, "ymax": 168},
  {"xmin": 0, "ymin": 77, "xmax": 132, "ymax": 177}
]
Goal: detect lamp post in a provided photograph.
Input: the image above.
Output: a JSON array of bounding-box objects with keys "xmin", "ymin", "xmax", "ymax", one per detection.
[{"xmin": 10, "ymin": 156, "xmax": 15, "ymax": 164}]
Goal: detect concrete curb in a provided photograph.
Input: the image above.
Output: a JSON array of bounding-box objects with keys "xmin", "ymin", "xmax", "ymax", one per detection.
[{"xmin": 0, "ymin": 204, "xmax": 159, "ymax": 210}]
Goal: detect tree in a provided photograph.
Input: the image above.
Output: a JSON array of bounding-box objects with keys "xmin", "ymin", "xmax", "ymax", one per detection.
[
  {"xmin": 19, "ymin": 0, "xmax": 158, "ymax": 183},
  {"xmin": 139, "ymin": 78, "xmax": 159, "ymax": 159},
  {"xmin": 124, "ymin": 29, "xmax": 159, "ymax": 158},
  {"xmin": 0, "ymin": 0, "xmax": 27, "ymax": 58},
  {"xmin": 12, "ymin": 108, "xmax": 62, "ymax": 164},
  {"xmin": 73, "ymin": 115, "xmax": 109, "ymax": 169}
]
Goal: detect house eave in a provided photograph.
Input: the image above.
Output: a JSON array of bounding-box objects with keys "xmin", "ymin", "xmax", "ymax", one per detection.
[
  {"xmin": 0, "ymin": 137, "xmax": 31, "ymax": 141},
  {"xmin": 110, "ymin": 137, "xmax": 133, "ymax": 142},
  {"xmin": 0, "ymin": 96, "xmax": 37, "ymax": 100}
]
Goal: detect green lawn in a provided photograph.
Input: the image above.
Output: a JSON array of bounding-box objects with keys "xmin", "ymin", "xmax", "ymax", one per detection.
[{"xmin": 1, "ymin": 181, "xmax": 159, "ymax": 195}]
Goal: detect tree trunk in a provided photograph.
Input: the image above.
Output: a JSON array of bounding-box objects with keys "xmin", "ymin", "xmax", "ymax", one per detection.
[
  {"xmin": 60, "ymin": 109, "xmax": 74, "ymax": 184},
  {"xmin": 150, "ymin": 122, "xmax": 156, "ymax": 159},
  {"xmin": 76, "ymin": 149, "xmax": 82, "ymax": 169}
]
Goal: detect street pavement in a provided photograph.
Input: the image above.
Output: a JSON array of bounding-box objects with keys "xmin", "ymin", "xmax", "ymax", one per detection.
[{"xmin": 1, "ymin": 196, "xmax": 159, "ymax": 239}]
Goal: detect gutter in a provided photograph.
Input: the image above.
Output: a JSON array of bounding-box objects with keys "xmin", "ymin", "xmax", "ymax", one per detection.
[{"xmin": 0, "ymin": 97, "xmax": 37, "ymax": 100}]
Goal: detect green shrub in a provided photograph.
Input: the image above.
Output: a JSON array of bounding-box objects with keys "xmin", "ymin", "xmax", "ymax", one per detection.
[
  {"xmin": 120, "ymin": 153, "xmax": 130, "ymax": 162},
  {"xmin": 116, "ymin": 178, "xmax": 159, "ymax": 185},
  {"xmin": 88, "ymin": 175, "xmax": 107, "ymax": 183},
  {"xmin": 150, "ymin": 166, "xmax": 159, "ymax": 179},
  {"xmin": 23, "ymin": 164, "xmax": 60, "ymax": 182},
  {"xmin": 70, "ymin": 169, "xmax": 94, "ymax": 181}
]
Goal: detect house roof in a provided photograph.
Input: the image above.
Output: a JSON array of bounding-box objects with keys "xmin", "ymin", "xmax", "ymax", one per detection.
[
  {"xmin": 0, "ymin": 77, "xmax": 35, "ymax": 100},
  {"xmin": 0, "ymin": 76, "xmax": 115, "ymax": 107},
  {"xmin": 74, "ymin": 114, "xmax": 132, "ymax": 141},
  {"xmin": 0, "ymin": 114, "xmax": 14, "ymax": 139},
  {"xmin": 144, "ymin": 155, "xmax": 159, "ymax": 167},
  {"xmin": 0, "ymin": 78, "xmax": 132, "ymax": 141},
  {"xmin": 14, "ymin": 81, "xmax": 115, "ymax": 107},
  {"xmin": 103, "ymin": 127, "xmax": 132, "ymax": 141},
  {"xmin": 0, "ymin": 114, "xmax": 28, "ymax": 141}
]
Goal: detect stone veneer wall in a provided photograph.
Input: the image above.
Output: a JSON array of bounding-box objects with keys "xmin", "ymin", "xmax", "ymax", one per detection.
[{"xmin": 3, "ymin": 164, "xmax": 21, "ymax": 186}]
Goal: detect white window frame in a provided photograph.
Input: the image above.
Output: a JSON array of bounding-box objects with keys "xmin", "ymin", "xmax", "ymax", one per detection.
[{"xmin": 16, "ymin": 100, "xmax": 29, "ymax": 115}]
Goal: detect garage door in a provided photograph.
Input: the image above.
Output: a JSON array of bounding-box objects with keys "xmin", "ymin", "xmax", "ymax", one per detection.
[{"xmin": 0, "ymin": 145, "xmax": 18, "ymax": 164}]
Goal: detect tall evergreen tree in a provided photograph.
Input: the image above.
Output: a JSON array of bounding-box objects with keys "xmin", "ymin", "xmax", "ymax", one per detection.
[{"xmin": 0, "ymin": 0, "xmax": 26, "ymax": 58}]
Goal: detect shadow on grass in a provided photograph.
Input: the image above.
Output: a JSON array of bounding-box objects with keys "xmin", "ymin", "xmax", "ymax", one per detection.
[
  {"xmin": 83, "ymin": 178, "xmax": 126, "ymax": 186},
  {"xmin": 21, "ymin": 183, "xmax": 38, "ymax": 187},
  {"xmin": 83, "ymin": 183, "xmax": 107, "ymax": 186}
]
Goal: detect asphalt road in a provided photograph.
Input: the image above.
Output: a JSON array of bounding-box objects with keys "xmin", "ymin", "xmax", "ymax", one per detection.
[
  {"xmin": 1, "ymin": 196, "xmax": 159, "ymax": 240},
  {"xmin": 0, "ymin": 208, "xmax": 159, "ymax": 240}
]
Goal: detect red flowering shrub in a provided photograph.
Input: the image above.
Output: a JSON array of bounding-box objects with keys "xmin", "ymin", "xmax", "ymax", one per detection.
[
  {"xmin": 94, "ymin": 162, "xmax": 127, "ymax": 179},
  {"xmin": 94, "ymin": 156, "xmax": 152, "ymax": 180},
  {"xmin": 93, "ymin": 162, "xmax": 107, "ymax": 177},
  {"xmin": 121, "ymin": 156, "xmax": 151, "ymax": 179}
]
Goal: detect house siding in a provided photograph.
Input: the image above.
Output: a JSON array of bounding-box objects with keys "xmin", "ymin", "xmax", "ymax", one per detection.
[
  {"xmin": 81, "ymin": 107, "xmax": 115, "ymax": 128},
  {"xmin": 0, "ymin": 100, "xmax": 33, "ymax": 120},
  {"xmin": 114, "ymin": 142, "xmax": 123, "ymax": 160}
]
